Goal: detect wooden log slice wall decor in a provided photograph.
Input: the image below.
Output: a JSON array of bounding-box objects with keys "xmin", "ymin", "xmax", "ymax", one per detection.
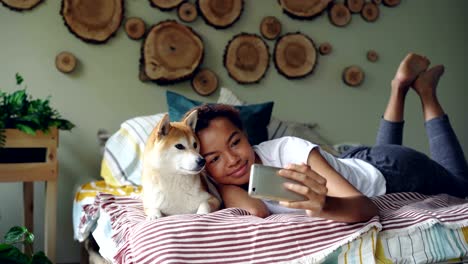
[
  {"xmin": 61, "ymin": 0, "xmax": 124, "ymax": 44},
  {"xmin": 224, "ymin": 33, "xmax": 269, "ymax": 84},
  {"xmin": 191, "ymin": 69, "xmax": 219, "ymax": 96},
  {"xmin": 0, "ymin": 0, "xmax": 42, "ymax": 11},
  {"xmin": 383, "ymin": 0, "xmax": 400, "ymax": 7},
  {"xmin": 318, "ymin": 42, "xmax": 332, "ymax": 55},
  {"xmin": 178, "ymin": 2, "xmax": 198, "ymax": 23},
  {"xmin": 139, "ymin": 63, "xmax": 151, "ymax": 82},
  {"xmin": 141, "ymin": 20, "xmax": 204, "ymax": 84},
  {"xmin": 278, "ymin": 0, "xmax": 332, "ymax": 20},
  {"xmin": 150, "ymin": 0, "xmax": 184, "ymax": 11},
  {"xmin": 197, "ymin": 0, "xmax": 244, "ymax": 29},
  {"xmin": 367, "ymin": 50, "xmax": 379, "ymax": 62},
  {"xmin": 346, "ymin": 0, "xmax": 364, "ymax": 13},
  {"xmin": 55, "ymin": 51, "xmax": 77, "ymax": 73},
  {"xmin": 342, "ymin": 65, "xmax": 364, "ymax": 86},
  {"xmin": 274, "ymin": 32, "xmax": 317, "ymax": 79},
  {"xmin": 329, "ymin": 3, "xmax": 352, "ymax": 27},
  {"xmin": 361, "ymin": 2, "xmax": 379, "ymax": 22},
  {"xmin": 260, "ymin": 16, "xmax": 282, "ymax": 40},
  {"xmin": 125, "ymin": 17, "xmax": 146, "ymax": 40}
]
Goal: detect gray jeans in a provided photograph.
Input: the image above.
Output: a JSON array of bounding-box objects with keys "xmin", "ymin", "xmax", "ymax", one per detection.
[{"xmin": 340, "ymin": 115, "xmax": 468, "ymax": 197}]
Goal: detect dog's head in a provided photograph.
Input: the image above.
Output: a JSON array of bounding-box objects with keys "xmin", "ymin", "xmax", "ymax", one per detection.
[{"xmin": 144, "ymin": 110, "xmax": 205, "ymax": 174}]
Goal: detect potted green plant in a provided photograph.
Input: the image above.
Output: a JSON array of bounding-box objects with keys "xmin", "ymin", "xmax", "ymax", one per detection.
[
  {"xmin": 0, "ymin": 73, "xmax": 74, "ymax": 147},
  {"xmin": 0, "ymin": 226, "xmax": 52, "ymax": 264}
]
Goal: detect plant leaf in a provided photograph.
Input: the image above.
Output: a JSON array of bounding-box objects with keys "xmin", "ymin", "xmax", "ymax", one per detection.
[
  {"xmin": 55, "ymin": 119, "xmax": 75, "ymax": 130},
  {"xmin": 0, "ymin": 244, "xmax": 30, "ymax": 264},
  {"xmin": 31, "ymin": 251, "xmax": 52, "ymax": 264},
  {"xmin": 24, "ymin": 233, "xmax": 34, "ymax": 245},
  {"xmin": 17, "ymin": 115, "xmax": 40, "ymax": 125},
  {"xmin": 3, "ymin": 90, "xmax": 27, "ymax": 121},
  {"xmin": 4, "ymin": 227, "xmax": 28, "ymax": 244},
  {"xmin": 15, "ymin": 124, "xmax": 36, "ymax": 135},
  {"xmin": 15, "ymin": 73, "xmax": 24, "ymax": 86}
]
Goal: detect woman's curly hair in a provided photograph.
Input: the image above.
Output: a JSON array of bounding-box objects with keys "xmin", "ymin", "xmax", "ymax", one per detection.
[{"xmin": 184, "ymin": 104, "xmax": 243, "ymax": 133}]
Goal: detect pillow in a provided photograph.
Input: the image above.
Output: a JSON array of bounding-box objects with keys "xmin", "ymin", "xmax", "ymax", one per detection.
[
  {"xmin": 217, "ymin": 87, "xmax": 339, "ymax": 155},
  {"xmin": 100, "ymin": 113, "xmax": 166, "ymax": 186},
  {"xmin": 166, "ymin": 90, "xmax": 273, "ymax": 145},
  {"xmin": 267, "ymin": 117, "xmax": 339, "ymax": 155},
  {"xmin": 218, "ymin": 87, "xmax": 245, "ymax": 106}
]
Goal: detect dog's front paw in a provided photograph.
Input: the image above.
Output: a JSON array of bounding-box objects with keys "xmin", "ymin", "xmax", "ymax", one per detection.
[
  {"xmin": 147, "ymin": 214, "xmax": 161, "ymax": 221},
  {"xmin": 196, "ymin": 202, "xmax": 211, "ymax": 214},
  {"xmin": 145, "ymin": 208, "xmax": 163, "ymax": 220}
]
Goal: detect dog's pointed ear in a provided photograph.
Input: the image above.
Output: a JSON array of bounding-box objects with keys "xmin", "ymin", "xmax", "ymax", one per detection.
[
  {"xmin": 183, "ymin": 110, "xmax": 198, "ymax": 131},
  {"xmin": 156, "ymin": 114, "xmax": 171, "ymax": 138}
]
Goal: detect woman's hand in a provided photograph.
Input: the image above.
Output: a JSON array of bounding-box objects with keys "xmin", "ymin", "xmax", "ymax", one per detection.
[
  {"xmin": 278, "ymin": 163, "xmax": 328, "ymax": 217},
  {"xmin": 278, "ymin": 148, "xmax": 379, "ymax": 223}
]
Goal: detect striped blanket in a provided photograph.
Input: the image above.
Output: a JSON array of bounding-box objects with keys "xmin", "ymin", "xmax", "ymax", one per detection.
[{"xmin": 76, "ymin": 189, "xmax": 468, "ymax": 264}]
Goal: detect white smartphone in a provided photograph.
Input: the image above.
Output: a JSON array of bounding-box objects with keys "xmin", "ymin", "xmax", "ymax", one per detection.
[{"xmin": 248, "ymin": 164, "xmax": 305, "ymax": 202}]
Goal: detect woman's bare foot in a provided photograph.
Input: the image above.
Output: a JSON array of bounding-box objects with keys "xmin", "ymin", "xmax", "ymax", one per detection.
[
  {"xmin": 384, "ymin": 53, "xmax": 430, "ymax": 122},
  {"xmin": 413, "ymin": 65, "xmax": 445, "ymax": 98},
  {"xmin": 413, "ymin": 65, "xmax": 446, "ymax": 121},
  {"xmin": 393, "ymin": 53, "xmax": 431, "ymax": 94}
]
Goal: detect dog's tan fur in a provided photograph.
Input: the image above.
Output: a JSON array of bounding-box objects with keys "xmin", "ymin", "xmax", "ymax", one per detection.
[{"xmin": 142, "ymin": 111, "xmax": 220, "ymax": 219}]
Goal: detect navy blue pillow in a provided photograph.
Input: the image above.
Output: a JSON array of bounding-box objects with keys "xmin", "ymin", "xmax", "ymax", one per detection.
[{"xmin": 166, "ymin": 91, "xmax": 273, "ymax": 145}]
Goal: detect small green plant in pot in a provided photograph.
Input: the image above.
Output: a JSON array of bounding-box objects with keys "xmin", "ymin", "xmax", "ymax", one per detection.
[
  {"xmin": 0, "ymin": 73, "xmax": 75, "ymax": 147},
  {"xmin": 0, "ymin": 226, "xmax": 52, "ymax": 264}
]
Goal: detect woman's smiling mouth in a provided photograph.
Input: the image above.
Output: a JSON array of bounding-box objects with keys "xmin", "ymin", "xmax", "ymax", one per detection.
[{"xmin": 228, "ymin": 161, "xmax": 249, "ymax": 178}]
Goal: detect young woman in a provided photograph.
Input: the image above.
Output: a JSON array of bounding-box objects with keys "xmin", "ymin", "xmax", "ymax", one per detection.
[{"xmin": 188, "ymin": 53, "xmax": 468, "ymax": 223}]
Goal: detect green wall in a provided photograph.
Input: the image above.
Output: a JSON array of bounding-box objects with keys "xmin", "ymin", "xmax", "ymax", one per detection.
[{"xmin": 1, "ymin": 1, "xmax": 467, "ymax": 263}]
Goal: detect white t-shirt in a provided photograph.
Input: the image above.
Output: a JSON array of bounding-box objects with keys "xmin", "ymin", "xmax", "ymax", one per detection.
[{"xmin": 253, "ymin": 137, "xmax": 386, "ymax": 214}]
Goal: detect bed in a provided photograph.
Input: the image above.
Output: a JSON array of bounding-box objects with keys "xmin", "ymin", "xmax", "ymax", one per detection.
[
  {"xmin": 73, "ymin": 89, "xmax": 468, "ymax": 263},
  {"xmin": 74, "ymin": 187, "xmax": 468, "ymax": 263}
]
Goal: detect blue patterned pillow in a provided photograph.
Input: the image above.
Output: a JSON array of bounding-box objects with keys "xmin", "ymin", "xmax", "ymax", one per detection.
[{"xmin": 166, "ymin": 91, "xmax": 274, "ymax": 145}]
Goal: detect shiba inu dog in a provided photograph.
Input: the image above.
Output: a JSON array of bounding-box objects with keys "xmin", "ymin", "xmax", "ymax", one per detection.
[{"xmin": 142, "ymin": 110, "xmax": 220, "ymax": 220}]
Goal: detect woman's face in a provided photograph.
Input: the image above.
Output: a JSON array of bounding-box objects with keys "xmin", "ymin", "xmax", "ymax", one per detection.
[{"xmin": 197, "ymin": 117, "xmax": 256, "ymax": 186}]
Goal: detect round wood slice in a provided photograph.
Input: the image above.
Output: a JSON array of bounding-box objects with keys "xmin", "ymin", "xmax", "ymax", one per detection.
[
  {"xmin": 329, "ymin": 3, "xmax": 351, "ymax": 27},
  {"xmin": 383, "ymin": 0, "xmax": 400, "ymax": 7},
  {"xmin": 346, "ymin": 0, "xmax": 364, "ymax": 13},
  {"xmin": 224, "ymin": 33, "xmax": 269, "ymax": 84},
  {"xmin": 0, "ymin": 0, "xmax": 42, "ymax": 11},
  {"xmin": 319, "ymin": 42, "xmax": 332, "ymax": 55},
  {"xmin": 197, "ymin": 0, "xmax": 244, "ymax": 29},
  {"xmin": 260, "ymin": 16, "xmax": 282, "ymax": 40},
  {"xmin": 125, "ymin": 17, "xmax": 146, "ymax": 40},
  {"xmin": 274, "ymin": 33, "xmax": 317, "ymax": 79},
  {"xmin": 61, "ymin": 0, "xmax": 123, "ymax": 44},
  {"xmin": 139, "ymin": 63, "xmax": 151, "ymax": 82},
  {"xmin": 178, "ymin": 2, "xmax": 198, "ymax": 22},
  {"xmin": 141, "ymin": 20, "xmax": 204, "ymax": 84},
  {"xmin": 342, "ymin": 65, "xmax": 364, "ymax": 86},
  {"xmin": 55, "ymin": 51, "xmax": 77, "ymax": 73},
  {"xmin": 278, "ymin": 0, "xmax": 332, "ymax": 19},
  {"xmin": 150, "ymin": 0, "xmax": 184, "ymax": 11},
  {"xmin": 367, "ymin": 50, "xmax": 379, "ymax": 62},
  {"xmin": 361, "ymin": 2, "xmax": 379, "ymax": 22},
  {"xmin": 372, "ymin": 0, "xmax": 382, "ymax": 5},
  {"xmin": 191, "ymin": 69, "xmax": 218, "ymax": 96}
]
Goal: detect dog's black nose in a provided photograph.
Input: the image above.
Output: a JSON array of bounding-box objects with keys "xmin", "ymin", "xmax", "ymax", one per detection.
[{"xmin": 197, "ymin": 158, "xmax": 206, "ymax": 167}]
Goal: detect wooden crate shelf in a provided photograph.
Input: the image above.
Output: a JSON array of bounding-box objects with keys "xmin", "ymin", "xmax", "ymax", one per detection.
[{"xmin": 0, "ymin": 128, "xmax": 58, "ymax": 263}]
